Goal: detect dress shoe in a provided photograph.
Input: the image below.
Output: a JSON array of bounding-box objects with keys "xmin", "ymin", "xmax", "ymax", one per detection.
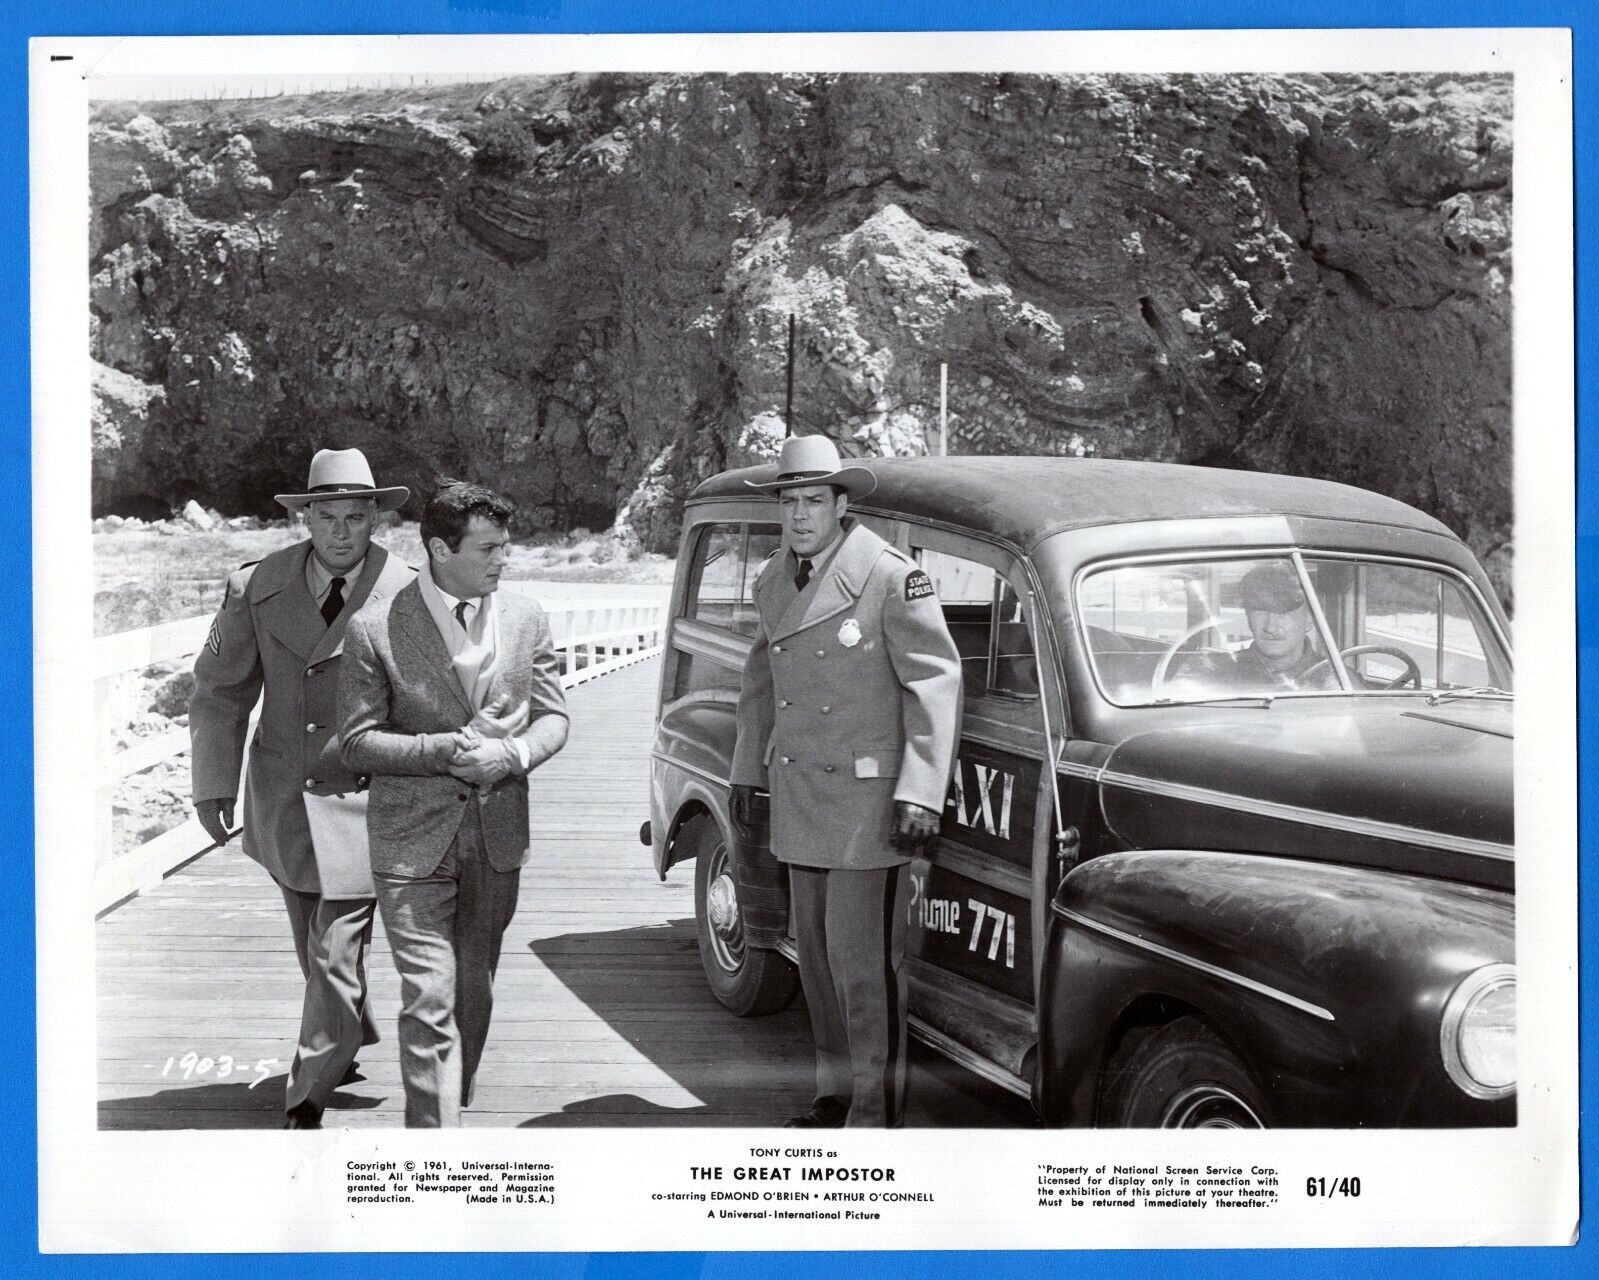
[
  {"xmin": 339, "ymin": 1060, "xmax": 365, "ymax": 1086},
  {"xmin": 284, "ymin": 1100, "xmax": 323, "ymax": 1130},
  {"xmin": 783, "ymin": 1097, "xmax": 848, "ymax": 1128}
]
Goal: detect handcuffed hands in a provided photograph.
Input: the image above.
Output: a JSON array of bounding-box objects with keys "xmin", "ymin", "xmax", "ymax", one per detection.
[
  {"xmin": 444, "ymin": 695, "xmax": 531, "ymax": 787},
  {"xmin": 890, "ymin": 801, "xmax": 941, "ymax": 855},
  {"xmin": 195, "ymin": 797, "xmax": 236, "ymax": 846},
  {"xmin": 449, "ymin": 737, "xmax": 518, "ymax": 786}
]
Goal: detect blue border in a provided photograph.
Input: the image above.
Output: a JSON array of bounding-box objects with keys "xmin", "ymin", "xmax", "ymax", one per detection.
[{"xmin": 10, "ymin": 1, "xmax": 1589, "ymax": 1277}]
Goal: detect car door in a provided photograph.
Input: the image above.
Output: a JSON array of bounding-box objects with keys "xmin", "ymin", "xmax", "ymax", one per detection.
[{"xmin": 899, "ymin": 527, "xmax": 1059, "ymax": 1090}]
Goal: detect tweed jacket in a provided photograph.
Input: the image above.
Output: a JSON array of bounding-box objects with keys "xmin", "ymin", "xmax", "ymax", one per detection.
[
  {"xmin": 732, "ymin": 521, "xmax": 963, "ymax": 870},
  {"xmin": 189, "ymin": 541, "xmax": 416, "ymax": 894},
  {"xmin": 338, "ymin": 581, "xmax": 568, "ymax": 878}
]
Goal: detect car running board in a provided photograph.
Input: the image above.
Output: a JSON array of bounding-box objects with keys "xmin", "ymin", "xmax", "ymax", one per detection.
[{"xmin": 772, "ymin": 939, "xmax": 1035, "ymax": 1101}]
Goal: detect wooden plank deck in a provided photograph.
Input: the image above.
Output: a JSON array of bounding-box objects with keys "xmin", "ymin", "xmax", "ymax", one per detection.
[{"xmin": 97, "ymin": 657, "xmax": 1033, "ymax": 1129}]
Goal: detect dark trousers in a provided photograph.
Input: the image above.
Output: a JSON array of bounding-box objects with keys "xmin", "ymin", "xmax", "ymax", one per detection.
[
  {"xmin": 787, "ymin": 863, "xmax": 910, "ymax": 1128},
  {"xmin": 277, "ymin": 884, "xmax": 379, "ymax": 1114},
  {"xmin": 373, "ymin": 805, "xmax": 522, "ymax": 1128}
]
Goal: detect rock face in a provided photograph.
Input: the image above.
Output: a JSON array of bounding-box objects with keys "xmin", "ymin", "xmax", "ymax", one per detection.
[{"xmin": 89, "ymin": 73, "xmax": 1513, "ymax": 603}]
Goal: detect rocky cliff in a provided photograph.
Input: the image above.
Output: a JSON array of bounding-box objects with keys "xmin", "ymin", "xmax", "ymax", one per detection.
[{"xmin": 89, "ymin": 73, "xmax": 1512, "ymax": 600}]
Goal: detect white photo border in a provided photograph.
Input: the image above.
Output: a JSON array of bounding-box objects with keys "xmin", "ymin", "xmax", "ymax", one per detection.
[{"xmin": 31, "ymin": 26, "xmax": 1578, "ymax": 1255}]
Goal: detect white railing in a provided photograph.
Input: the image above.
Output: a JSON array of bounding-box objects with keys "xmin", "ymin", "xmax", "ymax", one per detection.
[{"xmin": 95, "ymin": 593, "xmax": 666, "ymax": 914}]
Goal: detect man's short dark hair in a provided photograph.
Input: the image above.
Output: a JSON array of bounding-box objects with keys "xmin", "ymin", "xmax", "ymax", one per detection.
[{"xmin": 421, "ymin": 480, "xmax": 517, "ymax": 554}]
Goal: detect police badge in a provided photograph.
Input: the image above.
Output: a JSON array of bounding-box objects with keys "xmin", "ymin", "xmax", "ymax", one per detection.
[{"xmin": 838, "ymin": 618, "xmax": 862, "ymax": 647}]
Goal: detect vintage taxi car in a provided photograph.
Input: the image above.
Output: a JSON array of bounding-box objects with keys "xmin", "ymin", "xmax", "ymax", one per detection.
[{"xmin": 644, "ymin": 456, "xmax": 1514, "ymax": 1127}]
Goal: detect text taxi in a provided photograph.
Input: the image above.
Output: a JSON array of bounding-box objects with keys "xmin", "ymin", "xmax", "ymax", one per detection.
[{"xmin": 645, "ymin": 456, "xmax": 1514, "ymax": 1127}]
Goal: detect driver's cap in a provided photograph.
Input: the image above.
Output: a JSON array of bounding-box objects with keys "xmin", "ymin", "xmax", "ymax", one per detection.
[{"xmin": 1239, "ymin": 563, "xmax": 1306, "ymax": 613}]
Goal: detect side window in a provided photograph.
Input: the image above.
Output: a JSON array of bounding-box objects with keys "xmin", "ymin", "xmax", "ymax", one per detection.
[
  {"xmin": 686, "ymin": 522, "xmax": 781, "ymax": 638},
  {"xmin": 915, "ymin": 548, "xmax": 1038, "ymax": 700},
  {"xmin": 671, "ymin": 651, "xmax": 734, "ymax": 699},
  {"xmin": 673, "ymin": 520, "xmax": 781, "ymax": 698}
]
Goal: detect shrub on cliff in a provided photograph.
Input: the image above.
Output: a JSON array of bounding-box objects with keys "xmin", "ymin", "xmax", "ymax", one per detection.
[{"xmin": 468, "ymin": 112, "xmax": 534, "ymax": 176}]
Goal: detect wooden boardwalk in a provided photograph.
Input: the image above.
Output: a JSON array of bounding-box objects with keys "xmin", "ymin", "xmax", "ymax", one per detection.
[{"xmin": 97, "ymin": 657, "xmax": 1033, "ymax": 1129}]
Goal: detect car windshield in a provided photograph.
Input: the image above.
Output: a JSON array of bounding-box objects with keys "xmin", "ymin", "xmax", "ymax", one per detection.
[{"xmin": 1077, "ymin": 554, "xmax": 1513, "ymax": 707}]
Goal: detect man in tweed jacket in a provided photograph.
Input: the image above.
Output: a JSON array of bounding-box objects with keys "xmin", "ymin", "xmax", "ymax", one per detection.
[{"xmin": 339, "ymin": 482, "xmax": 568, "ymax": 1127}]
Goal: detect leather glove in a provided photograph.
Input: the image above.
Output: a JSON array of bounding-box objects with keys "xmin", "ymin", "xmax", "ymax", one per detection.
[
  {"xmin": 195, "ymin": 797, "xmax": 236, "ymax": 846},
  {"xmin": 730, "ymin": 784, "xmax": 760, "ymax": 835},
  {"xmin": 891, "ymin": 801, "xmax": 941, "ymax": 855}
]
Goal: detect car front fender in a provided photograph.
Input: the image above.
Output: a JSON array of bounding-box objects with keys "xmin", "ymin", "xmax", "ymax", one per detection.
[{"xmin": 1037, "ymin": 849, "xmax": 1514, "ymax": 1127}]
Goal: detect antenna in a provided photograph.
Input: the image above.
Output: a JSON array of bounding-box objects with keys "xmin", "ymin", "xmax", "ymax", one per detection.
[
  {"xmin": 784, "ymin": 313, "xmax": 797, "ymax": 438},
  {"xmin": 939, "ymin": 362, "xmax": 948, "ymax": 456}
]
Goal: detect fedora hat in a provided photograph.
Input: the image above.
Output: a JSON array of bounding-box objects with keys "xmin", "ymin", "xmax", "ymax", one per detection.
[
  {"xmin": 744, "ymin": 434, "xmax": 878, "ymax": 500},
  {"xmin": 274, "ymin": 448, "xmax": 410, "ymax": 513}
]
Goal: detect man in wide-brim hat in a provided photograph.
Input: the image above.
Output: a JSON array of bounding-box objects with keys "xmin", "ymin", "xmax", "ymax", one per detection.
[
  {"xmin": 742, "ymin": 433, "xmax": 880, "ymax": 501},
  {"xmin": 190, "ymin": 447, "xmax": 416, "ymax": 1128},
  {"xmin": 732, "ymin": 434, "xmax": 962, "ymax": 1127}
]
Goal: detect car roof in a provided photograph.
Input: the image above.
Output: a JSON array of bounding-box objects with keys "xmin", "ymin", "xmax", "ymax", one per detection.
[{"xmin": 690, "ymin": 456, "xmax": 1456, "ymax": 550}]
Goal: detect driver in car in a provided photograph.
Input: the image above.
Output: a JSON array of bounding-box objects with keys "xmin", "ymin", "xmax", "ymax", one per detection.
[{"xmin": 1229, "ymin": 563, "xmax": 1338, "ymax": 691}]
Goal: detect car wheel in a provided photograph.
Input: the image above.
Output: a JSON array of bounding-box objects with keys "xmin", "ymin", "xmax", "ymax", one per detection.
[
  {"xmin": 689, "ymin": 817, "xmax": 799, "ymax": 1017},
  {"xmin": 1098, "ymin": 1016, "xmax": 1269, "ymax": 1128}
]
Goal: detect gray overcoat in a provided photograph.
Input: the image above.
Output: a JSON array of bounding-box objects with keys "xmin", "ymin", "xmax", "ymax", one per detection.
[
  {"xmin": 189, "ymin": 541, "xmax": 416, "ymax": 894},
  {"xmin": 731, "ymin": 521, "xmax": 963, "ymax": 870}
]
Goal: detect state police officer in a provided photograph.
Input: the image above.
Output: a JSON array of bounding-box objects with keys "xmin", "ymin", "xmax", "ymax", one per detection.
[
  {"xmin": 731, "ymin": 435, "xmax": 963, "ymax": 1128},
  {"xmin": 190, "ymin": 448, "xmax": 415, "ymax": 1128}
]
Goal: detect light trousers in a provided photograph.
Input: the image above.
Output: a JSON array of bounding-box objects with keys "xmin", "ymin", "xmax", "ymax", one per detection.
[{"xmin": 374, "ymin": 806, "xmax": 521, "ymax": 1128}]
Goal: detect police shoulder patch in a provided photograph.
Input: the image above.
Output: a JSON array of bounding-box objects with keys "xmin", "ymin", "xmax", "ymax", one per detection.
[{"xmin": 904, "ymin": 569, "xmax": 935, "ymax": 601}]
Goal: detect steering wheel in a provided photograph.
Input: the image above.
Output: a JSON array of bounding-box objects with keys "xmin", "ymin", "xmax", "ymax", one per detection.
[
  {"xmin": 1303, "ymin": 643, "xmax": 1423, "ymax": 691},
  {"xmin": 1151, "ymin": 617, "xmax": 1225, "ymax": 698}
]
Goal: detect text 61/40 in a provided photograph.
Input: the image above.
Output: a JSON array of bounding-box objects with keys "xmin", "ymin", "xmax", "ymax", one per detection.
[{"xmin": 1305, "ymin": 1176, "xmax": 1361, "ymax": 1198}]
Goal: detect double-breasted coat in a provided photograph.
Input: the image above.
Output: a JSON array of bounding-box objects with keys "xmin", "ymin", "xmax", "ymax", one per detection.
[
  {"xmin": 732, "ymin": 521, "xmax": 963, "ymax": 869},
  {"xmin": 189, "ymin": 541, "xmax": 416, "ymax": 895}
]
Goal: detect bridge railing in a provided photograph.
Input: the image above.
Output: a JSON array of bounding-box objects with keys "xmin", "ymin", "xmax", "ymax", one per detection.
[{"xmin": 94, "ymin": 591, "xmax": 666, "ymax": 914}]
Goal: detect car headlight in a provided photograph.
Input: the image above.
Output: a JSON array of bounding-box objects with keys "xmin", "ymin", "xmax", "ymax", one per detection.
[{"xmin": 1439, "ymin": 963, "xmax": 1516, "ymax": 1099}]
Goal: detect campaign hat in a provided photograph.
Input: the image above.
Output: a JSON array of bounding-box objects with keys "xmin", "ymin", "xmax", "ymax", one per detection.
[
  {"xmin": 744, "ymin": 434, "xmax": 877, "ymax": 500},
  {"xmin": 274, "ymin": 448, "xmax": 410, "ymax": 513}
]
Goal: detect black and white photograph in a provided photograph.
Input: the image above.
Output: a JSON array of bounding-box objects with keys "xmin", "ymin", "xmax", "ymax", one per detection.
[{"xmin": 34, "ymin": 28, "xmax": 1577, "ymax": 1251}]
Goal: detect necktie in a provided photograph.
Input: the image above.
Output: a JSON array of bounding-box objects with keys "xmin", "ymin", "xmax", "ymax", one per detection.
[
  {"xmin": 794, "ymin": 559, "xmax": 813, "ymax": 593},
  {"xmin": 455, "ymin": 600, "xmax": 471, "ymax": 631},
  {"xmin": 320, "ymin": 576, "xmax": 345, "ymax": 627}
]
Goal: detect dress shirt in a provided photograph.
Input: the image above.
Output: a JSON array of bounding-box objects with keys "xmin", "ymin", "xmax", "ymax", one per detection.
[
  {"xmin": 435, "ymin": 584, "xmax": 480, "ymax": 633},
  {"xmin": 787, "ymin": 528, "xmax": 845, "ymax": 587},
  {"xmin": 306, "ymin": 551, "xmax": 366, "ymax": 610},
  {"xmin": 434, "ymin": 584, "xmax": 529, "ymax": 775}
]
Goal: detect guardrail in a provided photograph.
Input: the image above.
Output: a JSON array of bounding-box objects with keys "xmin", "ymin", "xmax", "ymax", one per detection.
[{"xmin": 95, "ymin": 591, "xmax": 666, "ymax": 914}]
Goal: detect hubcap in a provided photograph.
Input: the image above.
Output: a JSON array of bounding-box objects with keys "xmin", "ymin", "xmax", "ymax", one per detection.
[
  {"xmin": 703, "ymin": 844, "xmax": 745, "ymax": 974},
  {"xmin": 1160, "ymin": 1083, "xmax": 1265, "ymax": 1129}
]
